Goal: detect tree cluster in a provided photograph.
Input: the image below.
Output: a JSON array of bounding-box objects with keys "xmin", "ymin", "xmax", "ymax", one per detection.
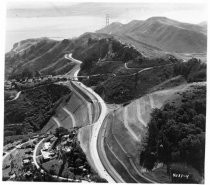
[
  {"xmin": 4, "ymin": 84, "xmax": 71, "ymax": 138},
  {"xmin": 140, "ymin": 85, "xmax": 206, "ymax": 178},
  {"xmin": 173, "ymin": 58, "xmax": 206, "ymax": 82}
]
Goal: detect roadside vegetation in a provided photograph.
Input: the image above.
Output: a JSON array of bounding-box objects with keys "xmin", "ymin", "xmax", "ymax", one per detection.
[
  {"xmin": 38, "ymin": 127, "xmax": 107, "ymax": 182},
  {"xmin": 140, "ymin": 84, "xmax": 206, "ymax": 183},
  {"xmin": 75, "ymin": 35, "xmax": 206, "ymax": 104},
  {"xmin": 3, "ymin": 137, "xmax": 61, "ymax": 182},
  {"xmin": 96, "ymin": 58, "xmax": 205, "ymax": 104},
  {"xmin": 4, "ymin": 84, "xmax": 71, "ymax": 144}
]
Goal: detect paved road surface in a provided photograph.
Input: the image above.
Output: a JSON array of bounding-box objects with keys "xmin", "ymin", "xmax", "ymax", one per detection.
[{"xmin": 65, "ymin": 53, "xmax": 116, "ymax": 183}]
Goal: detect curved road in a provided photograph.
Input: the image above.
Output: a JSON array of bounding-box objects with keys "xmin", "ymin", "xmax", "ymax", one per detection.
[
  {"xmin": 65, "ymin": 53, "xmax": 116, "ymax": 183},
  {"xmin": 7, "ymin": 91, "xmax": 21, "ymax": 102},
  {"xmin": 65, "ymin": 53, "xmax": 157, "ymax": 183}
]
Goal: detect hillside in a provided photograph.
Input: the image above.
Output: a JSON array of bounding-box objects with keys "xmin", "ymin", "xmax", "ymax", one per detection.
[
  {"xmin": 5, "ymin": 33, "xmax": 121, "ymax": 79},
  {"xmin": 5, "ymin": 38, "xmax": 76, "ymax": 79},
  {"xmin": 97, "ymin": 17, "xmax": 207, "ymax": 54},
  {"xmin": 103, "ymin": 82, "xmax": 205, "ymax": 183},
  {"xmin": 5, "ymin": 31, "xmax": 206, "ymax": 105},
  {"xmin": 5, "ymin": 32, "xmax": 143, "ymax": 80},
  {"xmin": 4, "ymin": 84, "xmax": 71, "ymax": 144},
  {"xmin": 81, "ymin": 57, "xmax": 206, "ymax": 104},
  {"xmin": 141, "ymin": 83, "xmax": 206, "ymax": 183}
]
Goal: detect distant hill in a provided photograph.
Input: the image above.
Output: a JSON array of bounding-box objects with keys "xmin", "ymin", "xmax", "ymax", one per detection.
[
  {"xmin": 5, "ymin": 31, "xmax": 206, "ymax": 105},
  {"xmin": 97, "ymin": 17, "xmax": 207, "ymax": 54},
  {"xmin": 5, "ymin": 32, "xmax": 139, "ymax": 79},
  {"xmin": 5, "ymin": 37, "xmax": 74, "ymax": 79},
  {"xmin": 198, "ymin": 21, "xmax": 207, "ymax": 33}
]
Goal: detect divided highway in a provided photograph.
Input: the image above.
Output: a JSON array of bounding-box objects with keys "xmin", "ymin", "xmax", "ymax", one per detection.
[
  {"xmin": 65, "ymin": 53, "xmax": 117, "ymax": 183},
  {"xmin": 65, "ymin": 53, "xmax": 156, "ymax": 183}
]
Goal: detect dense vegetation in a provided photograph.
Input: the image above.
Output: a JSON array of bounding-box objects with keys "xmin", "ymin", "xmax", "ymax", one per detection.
[
  {"xmin": 86, "ymin": 57, "xmax": 206, "ymax": 104},
  {"xmin": 173, "ymin": 58, "xmax": 206, "ymax": 83},
  {"xmin": 41, "ymin": 127, "xmax": 107, "ymax": 182},
  {"xmin": 6, "ymin": 35, "xmax": 206, "ymax": 105},
  {"xmin": 140, "ymin": 84, "xmax": 206, "ymax": 182},
  {"xmin": 4, "ymin": 84, "xmax": 71, "ymax": 140},
  {"xmin": 3, "ymin": 152, "xmax": 56, "ymax": 182},
  {"xmin": 76, "ymin": 37, "xmax": 140, "ymax": 74}
]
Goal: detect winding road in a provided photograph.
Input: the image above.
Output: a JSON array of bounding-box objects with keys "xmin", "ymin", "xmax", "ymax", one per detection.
[
  {"xmin": 65, "ymin": 53, "xmax": 157, "ymax": 183},
  {"xmin": 7, "ymin": 91, "xmax": 21, "ymax": 102},
  {"xmin": 4, "ymin": 53, "xmax": 157, "ymax": 182},
  {"xmin": 65, "ymin": 53, "xmax": 116, "ymax": 183}
]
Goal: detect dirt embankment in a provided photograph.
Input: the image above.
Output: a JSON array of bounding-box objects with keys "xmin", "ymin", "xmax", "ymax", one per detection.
[
  {"xmin": 41, "ymin": 88, "xmax": 98, "ymax": 172},
  {"xmin": 103, "ymin": 82, "xmax": 205, "ymax": 182}
]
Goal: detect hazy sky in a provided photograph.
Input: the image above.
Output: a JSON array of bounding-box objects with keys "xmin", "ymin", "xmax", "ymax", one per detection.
[
  {"xmin": 7, "ymin": 1, "xmax": 207, "ymax": 24},
  {"xmin": 5, "ymin": 1, "xmax": 208, "ymax": 51}
]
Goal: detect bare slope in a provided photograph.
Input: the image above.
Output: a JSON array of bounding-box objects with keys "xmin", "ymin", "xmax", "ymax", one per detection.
[{"xmin": 103, "ymin": 82, "xmax": 205, "ymax": 182}]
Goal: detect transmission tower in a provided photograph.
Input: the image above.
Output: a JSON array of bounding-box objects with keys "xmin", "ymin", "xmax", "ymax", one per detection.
[{"xmin": 106, "ymin": 14, "xmax": 110, "ymax": 26}]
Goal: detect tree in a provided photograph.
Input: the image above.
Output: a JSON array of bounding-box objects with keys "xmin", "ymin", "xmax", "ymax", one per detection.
[
  {"xmin": 140, "ymin": 85, "xmax": 206, "ymax": 176},
  {"xmin": 22, "ymin": 68, "xmax": 33, "ymax": 79},
  {"xmin": 35, "ymin": 71, "xmax": 41, "ymax": 77},
  {"xmin": 192, "ymin": 114, "xmax": 205, "ymax": 131},
  {"xmin": 54, "ymin": 127, "xmax": 69, "ymax": 139}
]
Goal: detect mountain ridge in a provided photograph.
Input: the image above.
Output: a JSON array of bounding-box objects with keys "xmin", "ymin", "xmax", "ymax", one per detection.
[{"xmin": 97, "ymin": 17, "xmax": 207, "ymax": 54}]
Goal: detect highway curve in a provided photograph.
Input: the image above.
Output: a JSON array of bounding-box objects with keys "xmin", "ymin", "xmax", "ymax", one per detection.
[
  {"xmin": 65, "ymin": 53, "xmax": 156, "ymax": 183},
  {"xmin": 65, "ymin": 53, "xmax": 116, "ymax": 183}
]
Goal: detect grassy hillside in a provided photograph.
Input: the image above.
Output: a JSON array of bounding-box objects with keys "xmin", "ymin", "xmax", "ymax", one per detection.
[
  {"xmin": 5, "ymin": 38, "xmax": 76, "ymax": 79},
  {"xmin": 97, "ymin": 17, "xmax": 207, "ymax": 54},
  {"xmin": 6, "ymin": 33, "xmax": 206, "ymax": 106},
  {"xmin": 4, "ymin": 84, "xmax": 71, "ymax": 143},
  {"xmin": 5, "ymin": 33, "xmax": 130, "ymax": 80}
]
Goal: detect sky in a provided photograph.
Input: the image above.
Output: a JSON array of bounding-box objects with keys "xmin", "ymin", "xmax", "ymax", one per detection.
[
  {"xmin": 4, "ymin": 0, "xmax": 208, "ymax": 51},
  {"xmin": 7, "ymin": 1, "xmax": 208, "ymax": 24}
]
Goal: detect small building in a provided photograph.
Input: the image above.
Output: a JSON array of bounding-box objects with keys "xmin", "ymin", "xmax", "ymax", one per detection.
[
  {"xmin": 41, "ymin": 150, "xmax": 55, "ymax": 160},
  {"xmin": 24, "ymin": 171, "xmax": 33, "ymax": 177},
  {"xmin": 63, "ymin": 146, "xmax": 72, "ymax": 152},
  {"xmin": 16, "ymin": 145, "xmax": 22, "ymax": 149},
  {"xmin": 42, "ymin": 142, "xmax": 51, "ymax": 151},
  {"xmin": 9, "ymin": 173, "xmax": 16, "ymax": 180},
  {"xmin": 22, "ymin": 159, "xmax": 30, "ymax": 165}
]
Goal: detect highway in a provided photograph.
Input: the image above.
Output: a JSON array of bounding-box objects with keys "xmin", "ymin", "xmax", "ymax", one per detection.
[
  {"xmin": 65, "ymin": 53, "xmax": 156, "ymax": 183},
  {"xmin": 65, "ymin": 53, "xmax": 116, "ymax": 183}
]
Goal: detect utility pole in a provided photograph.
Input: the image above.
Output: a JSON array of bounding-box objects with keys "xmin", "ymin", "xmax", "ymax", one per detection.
[{"xmin": 106, "ymin": 14, "xmax": 109, "ymax": 26}]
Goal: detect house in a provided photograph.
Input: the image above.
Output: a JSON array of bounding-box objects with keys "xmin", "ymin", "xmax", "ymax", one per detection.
[
  {"xmin": 24, "ymin": 171, "xmax": 33, "ymax": 178},
  {"xmin": 16, "ymin": 145, "xmax": 22, "ymax": 149},
  {"xmin": 42, "ymin": 142, "xmax": 51, "ymax": 151},
  {"xmin": 22, "ymin": 159, "xmax": 30, "ymax": 165},
  {"xmin": 41, "ymin": 150, "xmax": 55, "ymax": 160},
  {"xmin": 32, "ymin": 135, "xmax": 39, "ymax": 139},
  {"xmin": 63, "ymin": 146, "xmax": 72, "ymax": 152},
  {"xmin": 9, "ymin": 173, "xmax": 16, "ymax": 180}
]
